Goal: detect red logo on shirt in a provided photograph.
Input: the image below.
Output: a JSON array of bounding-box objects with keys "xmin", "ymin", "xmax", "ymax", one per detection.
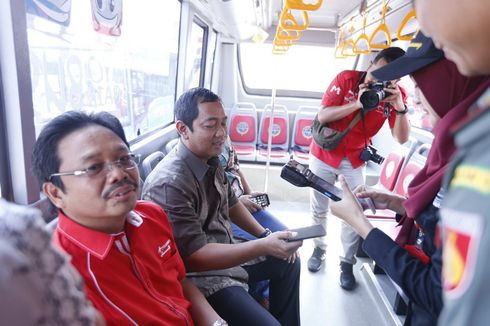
[{"xmin": 158, "ymin": 239, "xmax": 171, "ymax": 257}]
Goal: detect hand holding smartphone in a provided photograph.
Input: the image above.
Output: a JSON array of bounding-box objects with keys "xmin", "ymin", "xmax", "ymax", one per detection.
[
  {"xmin": 286, "ymin": 224, "xmax": 326, "ymax": 242},
  {"xmin": 249, "ymin": 193, "xmax": 270, "ymax": 207}
]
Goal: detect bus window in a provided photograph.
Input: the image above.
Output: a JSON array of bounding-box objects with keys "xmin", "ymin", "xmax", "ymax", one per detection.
[
  {"xmin": 184, "ymin": 19, "xmax": 207, "ymax": 90},
  {"xmin": 239, "ymin": 43, "xmax": 357, "ymax": 98},
  {"xmin": 25, "ymin": 0, "xmax": 181, "ymax": 141}
]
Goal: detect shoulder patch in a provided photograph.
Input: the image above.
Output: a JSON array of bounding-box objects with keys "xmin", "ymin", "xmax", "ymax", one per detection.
[
  {"xmin": 440, "ymin": 208, "xmax": 483, "ymax": 298},
  {"xmin": 451, "ymin": 165, "xmax": 490, "ymax": 194}
]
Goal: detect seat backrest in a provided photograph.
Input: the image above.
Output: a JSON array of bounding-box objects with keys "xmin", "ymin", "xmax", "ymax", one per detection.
[
  {"xmin": 394, "ymin": 143, "xmax": 431, "ymax": 196},
  {"xmin": 292, "ymin": 105, "xmax": 317, "ymax": 148},
  {"xmin": 141, "ymin": 151, "xmax": 165, "ymax": 180},
  {"xmin": 378, "ymin": 137, "xmax": 417, "ymax": 191},
  {"xmin": 259, "ymin": 104, "xmax": 289, "ymax": 148},
  {"xmin": 165, "ymin": 138, "xmax": 179, "ymax": 154},
  {"xmin": 228, "ymin": 103, "xmax": 258, "ymax": 143}
]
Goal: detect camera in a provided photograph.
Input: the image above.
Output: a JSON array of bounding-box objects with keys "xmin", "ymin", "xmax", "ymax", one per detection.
[
  {"xmin": 359, "ymin": 146, "xmax": 385, "ymax": 165},
  {"xmin": 360, "ymin": 81, "xmax": 392, "ymax": 111}
]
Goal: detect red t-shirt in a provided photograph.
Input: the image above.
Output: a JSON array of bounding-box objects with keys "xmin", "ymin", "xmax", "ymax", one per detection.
[
  {"xmin": 54, "ymin": 201, "xmax": 193, "ymax": 326},
  {"xmin": 310, "ymin": 70, "xmax": 406, "ymax": 169}
]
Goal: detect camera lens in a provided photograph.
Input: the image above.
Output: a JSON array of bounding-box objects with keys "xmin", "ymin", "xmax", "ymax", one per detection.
[{"xmin": 360, "ymin": 90, "xmax": 383, "ymax": 111}]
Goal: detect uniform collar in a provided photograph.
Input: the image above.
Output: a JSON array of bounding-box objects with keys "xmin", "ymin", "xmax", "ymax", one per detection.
[{"xmin": 57, "ymin": 210, "xmax": 144, "ymax": 260}]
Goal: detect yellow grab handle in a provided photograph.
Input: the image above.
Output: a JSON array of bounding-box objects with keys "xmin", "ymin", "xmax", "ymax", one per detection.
[
  {"xmin": 280, "ymin": 9, "xmax": 309, "ymax": 31},
  {"xmin": 273, "ymin": 37, "xmax": 293, "ymax": 47},
  {"xmin": 354, "ymin": 16, "xmax": 371, "ymax": 54},
  {"xmin": 335, "ymin": 44, "xmax": 347, "ymax": 59},
  {"xmin": 342, "ymin": 39, "xmax": 357, "ymax": 57},
  {"xmin": 369, "ymin": 23, "xmax": 392, "ymax": 49},
  {"xmin": 285, "ymin": 0, "xmax": 323, "ymax": 11},
  {"xmin": 397, "ymin": 9, "xmax": 417, "ymax": 41},
  {"xmin": 354, "ymin": 33, "xmax": 371, "ymax": 54},
  {"xmin": 276, "ymin": 26, "xmax": 302, "ymax": 41}
]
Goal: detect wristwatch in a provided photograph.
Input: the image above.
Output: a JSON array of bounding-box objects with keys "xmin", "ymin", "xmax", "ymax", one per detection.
[
  {"xmin": 395, "ymin": 105, "xmax": 409, "ymax": 115},
  {"xmin": 213, "ymin": 318, "xmax": 228, "ymax": 326},
  {"xmin": 259, "ymin": 228, "xmax": 272, "ymax": 238}
]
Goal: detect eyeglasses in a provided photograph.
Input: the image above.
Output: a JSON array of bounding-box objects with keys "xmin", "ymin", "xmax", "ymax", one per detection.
[{"xmin": 49, "ymin": 154, "xmax": 141, "ymax": 180}]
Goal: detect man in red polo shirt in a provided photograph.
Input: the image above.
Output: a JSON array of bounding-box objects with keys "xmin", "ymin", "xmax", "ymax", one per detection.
[
  {"xmin": 308, "ymin": 47, "xmax": 411, "ymax": 290},
  {"xmin": 31, "ymin": 111, "xmax": 226, "ymax": 326}
]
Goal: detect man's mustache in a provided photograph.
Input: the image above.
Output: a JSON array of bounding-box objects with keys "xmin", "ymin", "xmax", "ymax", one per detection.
[{"xmin": 102, "ymin": 180, "xmax": 138, "ymax": 199}]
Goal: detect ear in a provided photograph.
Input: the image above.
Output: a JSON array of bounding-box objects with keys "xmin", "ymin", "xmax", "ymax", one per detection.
[
  {"xmin": 42, "ymin": 182, "xmax": 65, "ymax": 210},
  {"xmin": 175, "ymin": 120, "xmax": 191, "ymax": 140}
]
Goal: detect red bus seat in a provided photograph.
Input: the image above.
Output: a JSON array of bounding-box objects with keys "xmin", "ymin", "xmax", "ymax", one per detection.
[
  {"xmin": 256, "ymin": 104, "xmax": 290, "ymax": 164},
  {"xmin": 228, "ymin": 103, "xmax": 258, "ymax": 162},
  {"xmin": 291, "ymin": 105, "xmax": 317, "ymax": 165}
]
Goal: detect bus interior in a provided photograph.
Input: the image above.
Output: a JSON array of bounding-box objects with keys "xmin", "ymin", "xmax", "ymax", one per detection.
[{"xmin": 0, "ymin": 0, "xmax": 439, "ymax": 325}]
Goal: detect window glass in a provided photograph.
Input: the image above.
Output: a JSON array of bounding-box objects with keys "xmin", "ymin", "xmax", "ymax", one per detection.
[
  {"xmin": 239, "ymin": 43, "xmax": 356, "ymax": 94},
  {"xmin": 185, "ymin": 21, "xmax": 206, "ymax": 89},
  {"xmin": 25, "ymin": 0, "xmax": 181, "ymax": 141}
]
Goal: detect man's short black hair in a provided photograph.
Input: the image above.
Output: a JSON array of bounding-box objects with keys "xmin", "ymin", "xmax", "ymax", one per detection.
[
  {"xmin": 174, "ymin": 87, "xmax": 222, "ymax": 132},
  {"xmin": 31, "ymin": 111, "xmax": 129, "ymax": 192},
  {"xmin": 373, "ymin": 47, "xmax": 406, "ymax": 64}
]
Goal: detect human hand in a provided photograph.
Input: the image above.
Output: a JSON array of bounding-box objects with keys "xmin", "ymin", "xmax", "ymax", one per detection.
[
  {"xmin": 331, "ymin": 175, "xmax": 374, "ymax": 239},
  {"xmin": 382, "ymin": 83, "xmax": 405, "ymax": 112},
  {"xmin": 356, "ymin": 83, "xmax": 370, "ymax": 109},
  {"xmin": 262, "ymin": 231, "xmax": 302, "ymax": 260},
  {"xmin": 330, "ymin": 176, "xmax": 365, "ymax": 223},
  {"xmin": 239, "ymin": 195, "xmax": 262, "ymax": 213},
  {"xmin": 355, "ymin": 185, "xmax": 406, "ymax": 215}
]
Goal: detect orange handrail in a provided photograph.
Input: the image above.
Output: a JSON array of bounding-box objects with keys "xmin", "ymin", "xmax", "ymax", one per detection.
[
  {"xmin": 273, "ymin": 37, "xmax": 293, "ymax": 47},
  {"xmin": 279, "ymin": 9, "xmax": 309, "ymax": 31},
  {"xmin": 354, "ymin": 16, "xmax": 371, "ymax": 54},
  {"xmin": 369, "ymin": 1, "xmax": 391, "ymax": 49},
  {"xmin": 397, "ymin": 9, "xmax": 417, "ymax": 41},
  {"xmin": 285, "ymin": 0, "xmax": 323, "ymax": 11},
  {"xmin": 334, "ymin": 30, "xmax": 347, "ymax": 59},
  {"xmin": 276, "ymin": 26, "xmax": 302, "ymax": 41},
  {"xmin": 342, "ymin": 39, "xmax": 357, "ymax": 57}
]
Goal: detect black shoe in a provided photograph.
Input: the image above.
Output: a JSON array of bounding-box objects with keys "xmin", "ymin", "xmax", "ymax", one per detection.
[
  {"xmin": 307, "ymin": 247, "xmax": 326, "ymax": 272},
  {"xmin": 339, "ymin": 262, "xmax": 356, "ymax": 291}
]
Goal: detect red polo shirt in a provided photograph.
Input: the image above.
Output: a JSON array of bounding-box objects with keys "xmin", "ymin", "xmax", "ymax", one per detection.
[
  {"xmin": 310, "ymin": 70, "xmax": 406, "ymax": 169},
  {"xmin": 54, "ymin": 201, "xmax": 193, "ymax": 326}
]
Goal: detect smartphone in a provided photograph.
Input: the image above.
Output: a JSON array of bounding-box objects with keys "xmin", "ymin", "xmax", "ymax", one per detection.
[
  {"xmin": 286, "ymin": 224, "xmax": 326, "ymax": 242},
  {"xmin": 249, "ymin": 193, "xmax": 270, "ymax": 207}
]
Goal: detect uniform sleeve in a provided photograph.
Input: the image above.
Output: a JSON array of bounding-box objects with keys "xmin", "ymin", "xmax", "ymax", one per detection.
[
  {"xmin": 363, "ymin": 228, "xmax": 443, "ymax": 318},
  {"xmin": 321, "ymin": 71, "xmax": 349, "ymax": 107},
  {"xmin": 142, "ymin": 181, "xmax": 208, "ymax": 259}
]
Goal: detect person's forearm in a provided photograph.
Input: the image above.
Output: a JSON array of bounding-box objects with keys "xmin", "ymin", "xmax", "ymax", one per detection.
[
  {"xmin": 186, "ymin": 240, "xmax": 266, "ymax": 272},
  {"xmin": 181, "ymin": 278, "xmax": 223, "ymax": 326},
  {"xmin": 317, "ymin": 102, "xmax": 360, "ymax": 124},
  {"xmin": 229, "ymin": 202, "xmax": 264, "ymax": 236},
  {"xmin": 237, "ymin": 169, "xmax": 253, "ymax": 194},
  {"xmin": 392, "ymin": 114, "xmax": 411, "ymax": 144},
  {"xmin": 388, "ymin": 194, "xmax": 407, "ymax": 215},
  {"xmin": 349, "ymin": 211, "xmax": 375, "ymax": 239}
]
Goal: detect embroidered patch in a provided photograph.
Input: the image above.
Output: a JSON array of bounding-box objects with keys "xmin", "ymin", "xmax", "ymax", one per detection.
[
  {"xmin": 440, "ymin": 208, "xmax": 483, "ymax": 298},
  {"xmin": 451, "ymin": 165, "xmax": 490, "ymax": 194}
]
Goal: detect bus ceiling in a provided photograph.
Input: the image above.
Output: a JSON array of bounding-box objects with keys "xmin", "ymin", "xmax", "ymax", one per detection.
[{"xmin": 189, "ymin": 0, "xmax": 417, "ymax": 47}]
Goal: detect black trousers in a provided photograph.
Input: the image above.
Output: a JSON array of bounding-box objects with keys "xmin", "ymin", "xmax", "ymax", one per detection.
[{"xmin": 207, "ymin": 256, "xmax": 301, "ymax": 326}]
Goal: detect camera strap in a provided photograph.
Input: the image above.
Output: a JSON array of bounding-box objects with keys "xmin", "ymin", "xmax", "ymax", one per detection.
[{"xmin": 361, "ymin": 110, "xmax": 369, "ymax": 149}]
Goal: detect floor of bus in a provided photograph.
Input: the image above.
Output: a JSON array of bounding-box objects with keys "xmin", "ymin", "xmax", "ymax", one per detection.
[{"xmin": 242, "ymin": 163, "xmax": 405, "ymax": 326}]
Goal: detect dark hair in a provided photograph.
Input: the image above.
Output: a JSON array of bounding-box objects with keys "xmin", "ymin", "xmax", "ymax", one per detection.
[
  {"xmin": 31, "ymin": 111, "xmax": 129, "ymax": 192},
  {"xmin": 174, "ymin": 87, "xmax": 221, "ymax": 131},
  {"xmin": 373, "ymin": 47, "xmax": 406, "ymax": 64}
]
